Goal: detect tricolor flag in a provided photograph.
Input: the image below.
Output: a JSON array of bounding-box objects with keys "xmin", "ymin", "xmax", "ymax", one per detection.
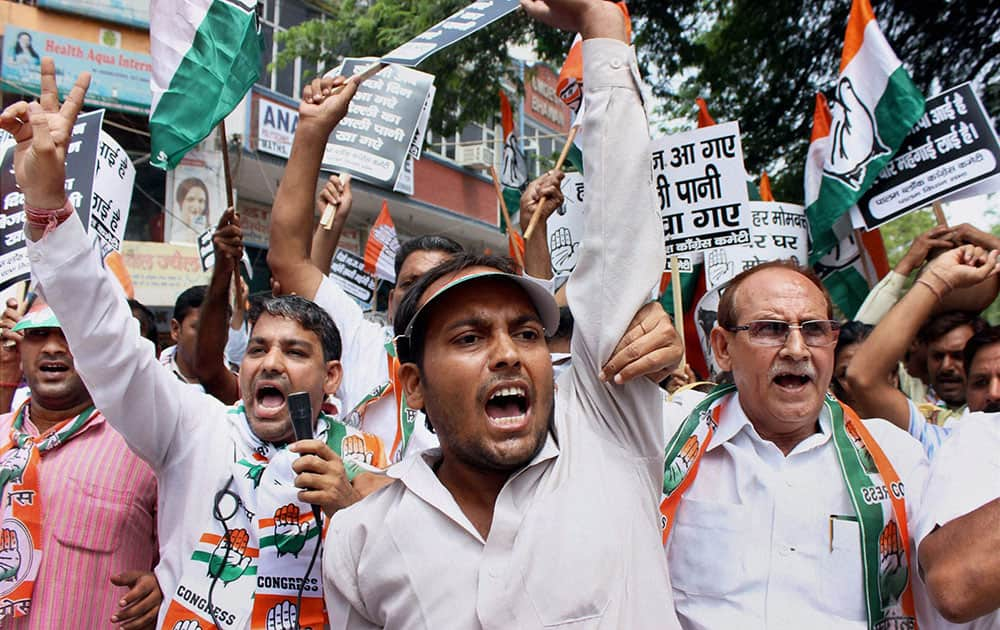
[
  {"xmin": 805, "ymin": 0, "xmax": 924, "ymax": 263},
  {"xmin": 364, "ymin": 202, "xmax": 401, "ymax": 283},
  {"xmin": 498, "ymin": 90, "xmax": 527, "ymax": 266},
  {"xmin": 806, "ymin": 93, "xmax": 890, "ymax": 317},
  {"xmin": 149, "ymin": 0, "xmax": 262, "ymax": 169}
]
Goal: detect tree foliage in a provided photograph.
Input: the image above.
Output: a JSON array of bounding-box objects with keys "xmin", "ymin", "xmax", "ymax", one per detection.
[
  {"xmin": 274, "ymin": 0, "xmax": 539, "ymax": 136},
  {"xmin": 276, "ymin": 0, "xmax": 1000, "ymax": 204}
]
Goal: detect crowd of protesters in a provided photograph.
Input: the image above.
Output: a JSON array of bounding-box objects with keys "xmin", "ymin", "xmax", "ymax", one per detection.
[{"xmin": 0, "ymin": 1, "xmax": 996, "ymax": 629}]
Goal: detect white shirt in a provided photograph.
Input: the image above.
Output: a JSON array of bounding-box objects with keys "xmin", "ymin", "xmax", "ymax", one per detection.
[
  {"xmin": 322, "ymin": 38, "xmax": 682, "ymax": 630},
  {"xmin": 664, "ymin": 392, "xmax": 932, "ymax": 630},
  {"xmin": 916, "ymin": 412, "xmax": 1000, "ymax": 630}
]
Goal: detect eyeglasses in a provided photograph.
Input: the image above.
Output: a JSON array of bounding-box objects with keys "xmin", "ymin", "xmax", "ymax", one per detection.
[{"xmin": 724, "ymin": 319, "xmax": 840, "ymax": 347}]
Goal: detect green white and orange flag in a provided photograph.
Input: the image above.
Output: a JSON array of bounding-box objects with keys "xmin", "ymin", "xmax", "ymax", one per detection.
[
  {"xmin": 149, "ymin": 0, "xmax": 261, "ymax": 169},
  {"xmin": 364, "ymin": 202, "xmax": 401, "ymax": 283},
  {"xmin": 805, "ymin": 0, "xmax": 924, "ymax": 263},
  {"xmin": 807, "ymin": 92, "xmax": 890, "ymax": 317}
]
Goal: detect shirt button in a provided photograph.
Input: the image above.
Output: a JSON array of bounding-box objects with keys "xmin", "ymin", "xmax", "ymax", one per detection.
[
  {"xmin": 28, "ymin": 251, "xmax": 40, "ymax": 262},
  {"xmin": 610, "ymin": 58, "xmax": 623, "ymax": 69}
]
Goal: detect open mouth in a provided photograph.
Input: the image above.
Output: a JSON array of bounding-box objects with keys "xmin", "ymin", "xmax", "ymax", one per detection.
[
  {"xmin": 485, "ymin": 385, "xmax": 529, "ymax": 427},
  {"xmin": 38, "ymin": 361, "xmax": 69, "ymax": 374},
  {"xmin": 255, "ymin": 384, "xmax": 287, "ymax": 415},
  {"xmin": 772, "ymin": 373, "xmax": 811, "ymax": 389}
]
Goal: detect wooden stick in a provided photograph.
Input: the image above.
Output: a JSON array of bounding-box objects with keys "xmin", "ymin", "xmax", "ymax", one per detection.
[
  {"xmin": 853, "ymin": 228, "xmax": 876, "ymax": 287},
  {"xmin": 218, "ymin": 121, "xmax": 242, "ymax": 311},
  {"xmin": 320, "ymin": 173, "xmax": 351, "ymax": 230},
  {"xmin": 331, "ymin": 62, "xmax": 387, "ymax": 94},
  {"xmin": 523, "ymin": 125, "xmax": 579, "ymax": 241},
  {"xmin": 670, "ymin": 255, "xmax": 687, "ymax": 371},
  {"xmin": 487, "ymin": 166, "xmax": 524, "ymax": 269},
  {"xmin": 932, "ymin": 201, "xmax": 948, "ymax": 227}
]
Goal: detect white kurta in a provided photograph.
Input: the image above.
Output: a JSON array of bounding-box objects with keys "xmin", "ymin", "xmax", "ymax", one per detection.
[{"xmin": 322, "ymin": 38, "xmax": 682, "ymax": 630}]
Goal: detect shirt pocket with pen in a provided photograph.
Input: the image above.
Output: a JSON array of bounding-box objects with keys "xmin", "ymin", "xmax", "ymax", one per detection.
[
  {"xmin": 667, "ymin": 497, "xmax": 751, "ymax": 597},
  {"xmin": 53, "ymin": 476, "xmax": 133, "ymax": 553},
  {"xmin": 820, "ymin": 516, "xmax": 866, "ymax": 622}
]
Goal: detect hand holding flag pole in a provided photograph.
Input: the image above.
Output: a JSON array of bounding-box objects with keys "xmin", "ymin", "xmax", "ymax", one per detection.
[
  {"xmin": 523, "ymin": 125, "xmax": 579, "ymax": 241},
  {"xmin": 217, "ymin": 120, "xmax": 243, "ymax": 313},
  {"xmin": 488, "ymin": 166, "xmax": 525, "ymax": 270}
]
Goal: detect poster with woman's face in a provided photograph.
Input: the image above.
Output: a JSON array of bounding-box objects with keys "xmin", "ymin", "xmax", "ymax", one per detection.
[{"xmin": 165, "ymin": 146, "xmax": 226, "ymax": 244}]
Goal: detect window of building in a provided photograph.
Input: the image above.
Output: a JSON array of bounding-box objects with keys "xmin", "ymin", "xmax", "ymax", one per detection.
[{"xmin": 257, "ymin": 0, "xmax": 322, "ymax": 99}]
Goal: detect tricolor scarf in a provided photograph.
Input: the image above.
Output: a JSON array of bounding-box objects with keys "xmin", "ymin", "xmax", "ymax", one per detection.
[
  {"xmin": 659, "ymin": 384, "xmax": 918, "ymax": 630},
  {"xmin": 343, "ymin": 338, "xmax": 420, "ymax": 463},
  {"xmin": 0, "ymin": 400, "xmax": 99, "ymax": 622},
  {"xmin": 162, "ymin": 403, "xmax": 386, "ymax": 629}
]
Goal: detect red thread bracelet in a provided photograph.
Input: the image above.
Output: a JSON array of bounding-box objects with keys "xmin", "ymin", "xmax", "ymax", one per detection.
[{"xmin": 25, "ymin": 198, "xmax": 74, "ymax": 236}]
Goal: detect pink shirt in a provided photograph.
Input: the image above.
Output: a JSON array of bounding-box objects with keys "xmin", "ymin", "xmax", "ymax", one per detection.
[{"xmin": 0, "ymin": 408, "xmax": 157, "ymax": 630}]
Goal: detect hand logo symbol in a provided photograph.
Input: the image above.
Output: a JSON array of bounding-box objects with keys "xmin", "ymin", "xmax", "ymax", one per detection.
[
  {"xmin": 878, "ymin": 520, "xmax": 907, "ymax": 607},
  {"xmin": 0, "ymin": 528, "xmax": 20, "ymax": 582},
  {"xmin": 265, "ymin": 600, "xmax": 299, "ymax": 630},
  {"xmin": 274, "ymin": 504, "xmax": 309, "ymax": 557},
  {"xmin": 208, "ymin": 528, "xmax": 253, "ymax": 584}
]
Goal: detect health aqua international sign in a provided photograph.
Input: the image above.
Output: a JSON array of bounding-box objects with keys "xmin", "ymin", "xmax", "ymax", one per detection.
[
  {"xmin": 2, "ymin": 26, "xmax": 152, "ymax": 115},
  {"xmin": 38, "ymin": 0, "xmax": 149, "ymax": 29}
]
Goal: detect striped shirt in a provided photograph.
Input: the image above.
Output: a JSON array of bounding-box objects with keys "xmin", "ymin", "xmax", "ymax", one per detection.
[{"xmin": 0, "ymin": 408, "xmax": 157, "ymax": 630}]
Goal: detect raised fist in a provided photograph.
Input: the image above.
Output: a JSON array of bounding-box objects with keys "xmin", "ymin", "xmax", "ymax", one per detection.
[
  {"xmin": 266, "ymin": 600, "xmax": 298, "ymax": 630},
  {"xmin": 209, "ymin": 528, "xmax": 253, "ymax": 584},
  {"xmin": 0, "ymin": 528, "xmax": 20, "ymax": 581},
  {"xmin": 274, "ymin": 504, "xmax": 309, "ymax": 557}
]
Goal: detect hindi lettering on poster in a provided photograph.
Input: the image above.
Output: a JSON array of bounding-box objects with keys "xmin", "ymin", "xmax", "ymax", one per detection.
[
  {"xmin": 122, "ymin": 240, "xmax": 210, "ymax": 307},
  {"xmin": 90, "ymin": 130, "xmax": 135, "ymax": 258},
  {"xmin": 323, "ymin": 59, "xmax": 435, "ymax": 192},
  {"xmin": 858, "ymin": 83, "xmax": 1000, "ymax": 228},
  {"xmin": 381, "ymin": 0, "xmax": 521, "ymax": 67},
  {"xmin": 704, "ymin": 202, "xmax": 808, "ymax": 290},
  {"xmin": 0, "ymin": 110, "xmax": 104, "ymax": 291},
  {"xmin": 330, "ymin": 248, "xmax": 377, "ymax": 305},
  {"xmin": 651, "ymin": 121, "xmax": 752, "ymax": 257}
]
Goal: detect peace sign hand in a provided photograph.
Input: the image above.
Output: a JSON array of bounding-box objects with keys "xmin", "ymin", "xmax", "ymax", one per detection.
[{"xmin": 0, "ymin": 57, "xmax": 91, "ymax": 209}]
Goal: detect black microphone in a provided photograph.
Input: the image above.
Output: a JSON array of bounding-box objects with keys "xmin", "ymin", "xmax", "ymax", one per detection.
[{"xmin": 287, "ymin": 392, "xmax": 323, "ymax": 524}]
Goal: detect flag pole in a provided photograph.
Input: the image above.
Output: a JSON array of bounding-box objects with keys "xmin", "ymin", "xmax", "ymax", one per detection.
[
  {"xmin": 523, "ymin": 125, "xmax": 579, "ymax": 241},
  {"xmin": 932, "ymin": 201, "xmax": 948, "ymax": 227},
  {"xmin": 669, "ymin": 255, "xmax": 687, "ymax": 372},
  {"xmin": 487, "ymin": 166, "xmax": 525, "ymax": 270},
  {"xmin": 218, "ymin": 120, "xmax": 242, "ymax": 313},
  {"xmin": 853, "ymin": 228, "xmax": 876, "ymax": 287}
]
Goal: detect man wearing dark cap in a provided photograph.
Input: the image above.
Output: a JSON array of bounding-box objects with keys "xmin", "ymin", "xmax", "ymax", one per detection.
[{"xmin": 321, "ymin": 1, "xmax": 684, "ymax": 627}]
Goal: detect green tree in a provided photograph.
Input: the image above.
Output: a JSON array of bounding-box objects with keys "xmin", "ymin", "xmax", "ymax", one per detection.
[{"xmin": 275, "ymin": 1, "xmax": 1000, "ymax": 204}]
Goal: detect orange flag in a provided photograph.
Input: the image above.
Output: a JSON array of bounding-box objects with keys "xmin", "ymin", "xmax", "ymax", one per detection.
[
  {"xmin": 695, "ymin": 97, "xmax": 716, "ymax": 128},
  {"xmin": 759, "ymin": 171, "xmax": 775, "ymax": 201},
  {"xmin": 363, "ymin": 202, "xmax": 400, "ymax": 283}
]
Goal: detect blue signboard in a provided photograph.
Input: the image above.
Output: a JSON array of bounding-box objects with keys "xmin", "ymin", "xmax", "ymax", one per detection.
[
  {"xmin": 2, "ymin": 26, "xmax": 152, "ymax": 114},
  {"xmin": 38, "ymin": 0, "xmax": 149, "ymax": 29}
]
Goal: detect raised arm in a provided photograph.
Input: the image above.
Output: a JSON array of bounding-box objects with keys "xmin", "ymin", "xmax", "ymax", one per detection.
[
  {"xmin": 520, "ymin": 0, "xmax": 681, "ymax": 455},
  {"xmin": 5, "ymin": 58, "xmax": 225, "ymax": 469},
  {"xmin": 267, "ymin": 76, "xmax": 358, "ymax": 299},
  {"xmin": 192, "ymin": 208, "xmax": 242, "ymax": 404},
  {"xmin": 846, "ymin": 245, "xmax": 1000, "ymax": 430},
  {"xmin": 310, "ymin": 174, "xmax": 352, "ymax": 273}
]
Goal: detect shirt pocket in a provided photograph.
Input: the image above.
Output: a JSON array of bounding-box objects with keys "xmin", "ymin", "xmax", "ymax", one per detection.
[
  {"xmin": 53, "ymin": 477, "xmax": 133, "ymax": 553},
  {"xmin": 667, "ymin": 497, "xmax": 750, "ymax": 597},
  {"xmin": 820, "ymin": 517, "xmax": 867, "ymax": 621}
]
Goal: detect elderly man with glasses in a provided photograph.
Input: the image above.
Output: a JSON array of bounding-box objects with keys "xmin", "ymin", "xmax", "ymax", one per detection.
[{"xmin": 658, "ymin": 259, "xmax": 950, "ymax": 629}]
